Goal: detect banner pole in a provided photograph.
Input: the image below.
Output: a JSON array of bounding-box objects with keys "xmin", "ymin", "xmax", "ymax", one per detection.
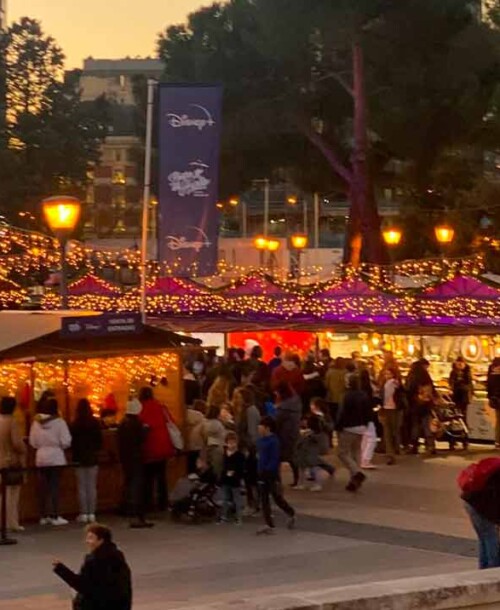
[{"xmin": 140, "ymin": 78, "xmax": 157, "ymax": 324}]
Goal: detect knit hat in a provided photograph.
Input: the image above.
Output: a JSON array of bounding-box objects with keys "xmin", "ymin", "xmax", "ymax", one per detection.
[{"xmin": 126, "ymin": 398, "xmax": 142, "ymax": 416}]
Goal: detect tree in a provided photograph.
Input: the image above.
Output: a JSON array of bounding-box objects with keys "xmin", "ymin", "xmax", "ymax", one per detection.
[
  {"xmin": 0, "ymin": 18, "xmax": 109, "ymax": 225},
  {"xmin": 158, "ymin": 1, "xmax": 500, "ymax": 264}
]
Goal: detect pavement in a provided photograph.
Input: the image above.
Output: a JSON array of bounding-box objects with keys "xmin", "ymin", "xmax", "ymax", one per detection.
[{"xmin": 0, "ymin": 443, "xmax": 492, "ymax": 610}]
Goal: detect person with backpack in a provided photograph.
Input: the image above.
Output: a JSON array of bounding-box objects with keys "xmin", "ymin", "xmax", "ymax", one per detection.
[{"xmin": 459, "ymin": 457, "xmax": 500, "ymax": 569}]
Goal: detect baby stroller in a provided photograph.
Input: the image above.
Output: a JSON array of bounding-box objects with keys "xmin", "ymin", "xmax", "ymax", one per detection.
[
  {"xmin": 432, "ymin": 393, "xmax": 469, "ymax": 450},
  {"xmin": 170, "ymin": 468, "xmax": 219, "ymax": 523}
]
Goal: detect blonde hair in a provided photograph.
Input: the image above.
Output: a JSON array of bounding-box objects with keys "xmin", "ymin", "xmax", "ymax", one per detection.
[{"xmin": 207, "ymin": 376, "xmax": 230, "ymax": 408}]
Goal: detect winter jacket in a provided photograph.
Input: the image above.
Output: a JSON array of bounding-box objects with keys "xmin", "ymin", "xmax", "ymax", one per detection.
[
  {"xmin": 325, "ymin": 368, "xmax": 346, "ymax": 405},
  {"xmin": 0, "ymin": 414, "xmax": 26, "ymax": 470},
  {"xmin": 295, "ymin": 430, "xmax": 321, "ymax": 469},
  {"xmin": 220, "ymin": 449, "xmax": 246, "ymax": 487},
  {"xmin": 257, "ymin": 434, "xmax": 281, "ymax": 476},
  {"xmin": 186, "ymin": 409, "xmax": 205, "ymax": 452},
  {"xmin": 237, "ymin": 405, "xmax": 260, "ymax": 451},
  {"xmin": 275, "ymin": 394, "xmax": 302, "ymax": 462},
  {"xmin": 71, "ymin": 419, "xmax": 103, "ymax": 467},
  {"xmin": 54, "ymin": 541, "xmax": 132, "ymax": 610},
  {"xmin": 117, "ymin": 415, "xmax": 145, "ymax": 473},
  {"xmin": 449, "ymin": 366, "xmax": 473, "ymax": 408},
  {"xmin": 487, "ymin": 364, "xmax": 500, "ymax": 409},
  {"xmin": 138, "ymin": 399, "xmax": 175, "ymax": 464},
  {"xmin": 271, "ymin": 363, "xmax": 305, "ymax": 396},
  {"xmin": 203, "ymin": 418, "xmax": 226, "ymax": 448},
  {"xmin": 336, "ymin": 390, "xmax": 371, "ymax": 432},
  {"xmin": 29, "ymin": 415, "xmax": 71, "ymax": 467},
  {"xmin": 463, "ymin": 470, "xmax": 500, "ymax": 525}
]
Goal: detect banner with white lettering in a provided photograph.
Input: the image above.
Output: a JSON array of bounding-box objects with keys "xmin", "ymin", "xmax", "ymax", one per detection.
[{"xmin": 158, "ymin": 84, "xmax": 223, "ymax": 276}]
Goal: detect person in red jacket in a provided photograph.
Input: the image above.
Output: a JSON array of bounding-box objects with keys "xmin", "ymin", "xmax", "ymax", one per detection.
[
  {"xmin": 138, "ymin": 387, "xmax": 175, "ymax": 512},
  {"xmin": 271, "ymin": 353, "xmax": 305, "ymax": 397}
]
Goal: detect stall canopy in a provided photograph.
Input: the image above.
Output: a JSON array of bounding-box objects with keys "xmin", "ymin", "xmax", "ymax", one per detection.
[
  {"xmin": 68, "ymin": 274, "xmax": 122, "ymax": 296},
  {"xmin": 146, "ymin": 276, "xmax": 209, "ymax": 296},
  {"xmin": 422, "ymin": 275, "xmax": 500, "ymax": 299},
  {"xmin": 220, "ymin": 274, "xmax": 293, "ymax": 298},
  {"xmin": 0, "ymin": 324, "xmax": 201, "ymax": 363}
]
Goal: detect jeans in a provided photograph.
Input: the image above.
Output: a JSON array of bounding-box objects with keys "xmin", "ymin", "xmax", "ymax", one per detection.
[
  {"xmin": 361, "ymin": 422, "xmax": 377, "ymax": 465},
  {"xmin": 410, "ymin": 410, "xmax": 435, "ymax": 451},
  {"xmin": 123, "ymin": 463, "xmax": 145, "ymax": 519},
  {"xmin": 76, "ymin": 466, "xmax": 98, "ymax": 515},
  {"xmin": 221, "ymin": 485, "xmax": 243, "ymax": 520},
  {"xmin": 465, "ymin": 502, "xmax": 500, "ymax": 569},
  {"xmin": 337, "ymin": 431, "xmax": 363, "ymax": 477},
  {"xmin": 381, "ymin": 410, "xmax": 401, "ymax": 457},
  {"xmin": 38, "ymin": 467, "xmax": 61, "ymax": 519},
  {"xmin": 259, "ymin": 475, "xmax": 295, "ymax": 528},
  {"xmin": 1, "ymin": 485, "xmax": 21, "ymax": 529},
  {"xmin": 244, "ymin": 450, "xmax": 260, "ymax": 510},
  {"xmin": 143, "ymin": 460, "xmax": 168, "ymax": 511}
]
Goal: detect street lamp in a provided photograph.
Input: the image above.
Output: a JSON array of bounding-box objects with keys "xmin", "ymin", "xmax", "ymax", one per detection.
[
  {"xmin": 434, "ymin": 223, "xmax": 455, "ymax": 246},
  {"xmin": 382, "ymin": 227, "xmax": 402, "ymax": 247},
  {"xmin": 42, "ymin": 196, "xmax": 81, "ymax": 309},
  {"xmin": 254, "ymin": 236, "xmax": 280, "ymax": 274},
  {"xmin": 290, "ymin": 233, "xmax": 308, "ymax": 279}
]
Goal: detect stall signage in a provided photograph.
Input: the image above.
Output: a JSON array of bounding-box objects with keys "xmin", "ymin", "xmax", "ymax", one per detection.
[{"xmin": 61, "ymin": 314, "xmax": 143, "ymax": 337}]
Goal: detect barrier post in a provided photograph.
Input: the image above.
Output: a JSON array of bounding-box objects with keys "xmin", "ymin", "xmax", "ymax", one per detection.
[{"xmin": 0, "ymin": 470, "xmax": 18, "ymax": 546}]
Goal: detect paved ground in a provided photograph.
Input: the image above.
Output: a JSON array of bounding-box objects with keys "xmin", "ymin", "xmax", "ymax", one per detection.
[{"xmin": 0, "ymin": 444, "xmax": 491, "ymax": 610}]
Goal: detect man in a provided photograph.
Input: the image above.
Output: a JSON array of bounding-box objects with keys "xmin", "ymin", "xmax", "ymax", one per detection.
[
  {"xmin": 268, "ymin": 346, "xmax": 283, "ymax": 374},
  {"xmin": 271, "ymin": 352, "xmax": 305, "ymax": 396},
  {"xmin": 53, "ymin": 523, "xmax": 132, "ymax": 610}
]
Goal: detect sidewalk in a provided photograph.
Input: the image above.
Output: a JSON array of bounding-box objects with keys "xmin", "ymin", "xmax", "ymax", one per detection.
[{"xmin": 0, "ymin": 445, "xmax": 487, "ymax": 610}]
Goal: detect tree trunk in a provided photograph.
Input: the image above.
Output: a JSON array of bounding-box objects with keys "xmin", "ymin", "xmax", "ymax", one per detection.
[{"xmin": 345, "ymin": 40, "xmax": 387, "ymax": 266}]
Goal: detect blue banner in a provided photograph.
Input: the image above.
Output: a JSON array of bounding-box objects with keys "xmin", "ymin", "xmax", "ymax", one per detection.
[
  {"xmin": 61, "ymin": 314, "xmax": 143, "ymax": 337},
  {"xmin": 158, "ymin": 84, "xmax": 223, "ymax": 276}
]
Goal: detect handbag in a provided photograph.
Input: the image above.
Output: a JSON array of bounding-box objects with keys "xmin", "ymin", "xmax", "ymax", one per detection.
[{"xmin": 163, "ymin": 407, "xmax": 184, "ymax": 451}]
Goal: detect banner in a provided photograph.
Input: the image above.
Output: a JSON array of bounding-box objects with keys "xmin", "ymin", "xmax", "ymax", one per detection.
[
  {"xmin": 158, "ymin": 84, "xmax": 223, "ymax": 276},
  {"xmin": 61, "ymin": 314, "xmax": 142, "ymax": 337}
]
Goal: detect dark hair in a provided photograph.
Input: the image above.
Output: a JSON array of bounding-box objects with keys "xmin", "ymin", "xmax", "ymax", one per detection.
[
  {"xmin": 320, "ymin": 348, "xmax": 330, "ymax": 358},
  {"xmin": 45, "ymin": 398, "xmax": 59, "ymax": 417},
  {"xmin": 275, "ymin": 380, "xmax": 293, "ymax": 401},
  {"xmin": 311, "ymin": 397, "xmax": 328, "ymax": 414},
  {"xmin": 238, "ymin": 386, "xmax": 255, "ymax": 409},
  {"xmin": 419, "ymin": 358, "xmax": 430, "ymax": 367},
  {"xmin": 346, "ymin": 361, "xmax": 356, "ymax": 374},
  {"xmin": 236, "ymin": 348, "xmax": 246, "ymax": 361},
  {"xmin": 260, "ymin": 416, "xmax": 276, "ymax": 433},
  {"xmin": 225, "ymin": 431, "xmax": 238, "ymax": 442},
  {"xmin": 139, "ymin": 386, "xmax": 154, "ymax": 402},
  {"xmin": 274, "ymin": 346, "xmax": 282, "ymax": 357},
  {"xmin": 75, "ymin": 398, "xmax": 93, "ymax": 422},
  {"xmin": 36, "ymin": 389, "xmax": 55, "ymax": 415},
  {"xmin": 86, "ymin": 523, "xmax": 112, "ymax": 543},
  {"xmin": 347, "ymin": 374, "xmax": 360, "ymax": 391},
  {"xmin": 0, "ymin": 396, "xmax": 16, "ymax": 415},
  {"xmin": 206, "ymin": 405, "xmax": 221, "ymax": 420},
  {"xmin": 251, "ymin": 345, "xmax": 263, "ymax": 360},
  {"xmin": 193, "ymin": 399, "xmax": 207, "ymax": 414}
]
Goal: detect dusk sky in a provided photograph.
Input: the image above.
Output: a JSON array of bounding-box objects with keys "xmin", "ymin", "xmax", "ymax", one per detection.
[{"xmin": 9, "ymin": 0, "xmax": 214, "ymax": 68}]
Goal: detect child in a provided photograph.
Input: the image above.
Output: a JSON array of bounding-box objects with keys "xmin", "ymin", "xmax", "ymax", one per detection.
[
  {"xmin": 256, "ymin": 416, "xmax": 296, "ymax": 535},
  {"xmin": 219, "ymin": 432, "xmax": 245, "ymax": 524}
]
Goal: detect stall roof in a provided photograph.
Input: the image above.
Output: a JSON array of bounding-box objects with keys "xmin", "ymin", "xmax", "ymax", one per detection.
[{"xmin": 0, "ymin": 324, "xmax": 201, "ymax": 363}]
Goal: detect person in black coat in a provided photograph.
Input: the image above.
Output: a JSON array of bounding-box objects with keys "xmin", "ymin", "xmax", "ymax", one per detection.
[
  {"xmin": 53, "ymin": 523, "xmax": 132, "ymax": 610},
  {"xmin": 71, "ymin": 399, "xmax": 103, "ymax": 523},
  {"xmin": 117, "ymin": 399, "xmax": 152, "ymax": 528}
]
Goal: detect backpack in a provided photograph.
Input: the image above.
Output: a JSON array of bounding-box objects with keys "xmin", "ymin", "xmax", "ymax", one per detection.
[{"xmin": 457, "ymin": 458, "xmax": 500, "ymax": 494}]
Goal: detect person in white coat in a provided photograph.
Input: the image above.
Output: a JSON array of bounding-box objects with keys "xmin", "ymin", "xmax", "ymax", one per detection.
[{"xmin": 29, "ymin": 397, "xmax": 72, "ymax": 525}]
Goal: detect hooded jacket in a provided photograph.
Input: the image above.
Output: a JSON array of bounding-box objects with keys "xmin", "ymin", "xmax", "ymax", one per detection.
[
  {"xmin": 54, "ymin": 541, "xmax": 132, "ymax": 610},
  {"xmin": 29, "ymin": 415, "xmax": 71, "ymax": 467}
]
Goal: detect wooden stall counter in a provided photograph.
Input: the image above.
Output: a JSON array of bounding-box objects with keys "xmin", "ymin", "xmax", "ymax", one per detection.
[{"xmin": 19, "ymin": 428, "xmax": 186, "ymax": 523}]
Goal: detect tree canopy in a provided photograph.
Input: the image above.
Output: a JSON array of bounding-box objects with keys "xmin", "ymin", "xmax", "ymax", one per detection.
[{"xmin": 158, "ymin": 0, "xmax": 500, "ymax": 263}]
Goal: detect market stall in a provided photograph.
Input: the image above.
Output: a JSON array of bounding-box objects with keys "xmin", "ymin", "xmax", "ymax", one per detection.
[{"xmin": 0, "ymin": 312, "xmax": 200, "ymax": 521}]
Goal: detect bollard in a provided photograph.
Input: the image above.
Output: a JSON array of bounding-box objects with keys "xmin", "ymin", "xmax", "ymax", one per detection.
[{"xmin": 0, "ymin": 469, "xmax": 18, "ymax": 546}]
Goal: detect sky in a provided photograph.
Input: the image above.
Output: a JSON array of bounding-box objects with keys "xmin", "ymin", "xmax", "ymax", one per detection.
[{"xmin": 9, "ymin": 0, "xmax": 214, "ymax": 68}]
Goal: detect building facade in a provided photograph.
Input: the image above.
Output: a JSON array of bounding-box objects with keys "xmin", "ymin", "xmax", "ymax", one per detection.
[
  {"xmin": 80, "ymin": 58, "xmax": 162, "ymax": 240},
  {"xmin": 0, "ymin": 0, "xmax": 6, "ymax": 30}
]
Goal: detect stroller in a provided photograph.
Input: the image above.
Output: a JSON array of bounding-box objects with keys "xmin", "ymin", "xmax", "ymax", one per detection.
[
  {"xmin": 170, "ymin": 467, "xmax": 219, "ymax": 523},
  {"xmin": 431, "ymin": 393, "xmax": 469, "ymax": 450}
]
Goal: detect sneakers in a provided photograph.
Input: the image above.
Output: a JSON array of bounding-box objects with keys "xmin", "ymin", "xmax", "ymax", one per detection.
[
  {"xmin": 256, "ymin": 526, "xmax": 276, "ymax": 535},
  {"xmin": 87, "ymin": 514, "xmax": 96, "ymax": 523},
  {"xmin": 51, "ymin": 516, "xmax": 69, "ymax": 526},
  {"xmin": 361, "ymin": 463, "xmax": 377, "ymax": 470},
  {"xmin": 290, "ymin": 484, "xmax": 305, "ymax": 491},
  {"xmin": 309, "ymin": 484, "xmax": 322, "ymax": 492},
  {"xmin": 346, "ymin": 472, "xmax": 367, "ymax": 493},
  {"xmin": 76, "ymin": 514, "xmax": 88, "ymax": 523},
  {"xmin": 39, "ymin": 517, "xmax": 51, "ymax": 526}
]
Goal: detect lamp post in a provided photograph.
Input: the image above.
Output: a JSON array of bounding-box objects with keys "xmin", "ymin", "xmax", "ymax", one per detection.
[
  {"xmin": 42, "ymin": 196, "xmax": 81, "ymax": 309},
  {"xmin": 382, "ymin": 226, "xmax": 402, "ymax": 281},
  {"xmin": 290, "ymin": 233, "xmax": 308, "ymax": 280},
  {"xmin": 254, "ymin": 236, "xmax": 280, "ymax": 274}
]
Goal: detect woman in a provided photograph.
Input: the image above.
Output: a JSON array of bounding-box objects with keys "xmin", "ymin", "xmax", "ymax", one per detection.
[
  {"xmin": 449, "ymin": 357, "xmax": 473, "ymax": 423},
  {"xmin": 324, "ymin": 357, "xmax": 346, "ymax": 422},
  {"xmin": 71, "ymin": 399, "xmax": 103, "ymax": 524},
  {"xmin": 487, "ymin": 358, "xmax": 500, "ymax": 448},
  {"xmin": 0, "ymin": 397, "xmax": 27, "ymax": 532},
  {"xmin": 235, "ymin": 386, "xmax": 261, "ymax": 513},
  {"xmin": 53, "ymin": 523, "xmax": 132, "ymax": 610},
  {"xmin": 207, "ymin": 374, "xmax": 231, "ymax": 409},
  {"xmin": 186, "ymin": 399, "xmax": 206, "ymax": 474},
  {"xmin": 380, "ymin": 368, "xmax": 401, "ymax": 465},
  {"xmin": 275, "ymin": 381, "xmax": 302, "ymax": 488},
  {"xmin": 29, "ymin": 397, "xmax": 72, "ymax": 526},
  {"xmin": 202, "ymin": 405, "xmax": 226, "ymax": 478}
]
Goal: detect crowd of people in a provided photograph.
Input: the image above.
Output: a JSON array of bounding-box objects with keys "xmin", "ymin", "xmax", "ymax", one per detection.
[{"xmin": 0, "ymin": 347, "xmax": 499, "ymax": 537}]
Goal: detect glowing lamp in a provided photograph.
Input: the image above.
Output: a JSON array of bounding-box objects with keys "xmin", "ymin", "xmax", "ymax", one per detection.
[
  {"xmin": 291, "ymin": 234, "xmax": 308, "ymax": 250},
  {"xmin": 229, "ymin": 197, "xmax": 239, "ymax": 207},
  {"xmin": 434, "ymin": 224, "xmax": 455, "ymax": 245},
  {"xmin": 254, "ymin": 236, "xmax": 268, "ymax": 250},
  {"xmin": 287, "ymin": 195, "xmax": 298, "ymax": 205},
  {"xmin": 382, "ymin": 227, "xmax": 402, "ymax": 247},
  {"xmin": 42, "ymin": 196, "xmax": 81, "ymax": 234},
  {"xmin": 267, "ymin": 238, "xmax": 280, "ymax": 252}
]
